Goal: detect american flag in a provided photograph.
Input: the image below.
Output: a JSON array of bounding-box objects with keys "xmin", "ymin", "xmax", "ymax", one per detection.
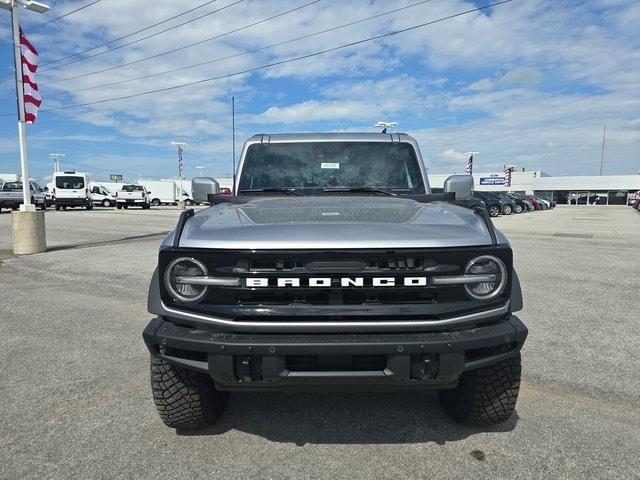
[
  {"xmin": 503, "ymin": 167, "xmax": 512, "ymax": 188},
  {"xmin": 465, "ymin": 155, "xmax": 473, "ymax": 174},
  {"xmin": 20, "ymin": 28, "xmax": 41, "ymax": 124},
  {"xmin": 177, "ymin": 145, "xmax": 184, "ymax": 177}
]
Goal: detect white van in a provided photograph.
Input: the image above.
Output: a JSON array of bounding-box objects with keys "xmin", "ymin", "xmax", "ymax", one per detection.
[
  {"xmin": 53, "ymin": 171, "xmax": 92, "ymax": 210},
  {"xmin": 89, "ymin": 183, "xmax": 116, "ymax": 207}
]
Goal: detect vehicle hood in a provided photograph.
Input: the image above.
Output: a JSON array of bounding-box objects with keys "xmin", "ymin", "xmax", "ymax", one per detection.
[{"xmin": 176, "ymin": 196, "xmax": 494, "ymax": 249}]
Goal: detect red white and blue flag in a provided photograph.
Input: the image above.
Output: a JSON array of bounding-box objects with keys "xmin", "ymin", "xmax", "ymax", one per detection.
[
  {"xmin": 503, "ymin": 167, "xmax": 512, "ymax": 188},
  {"xmin": 465, "ymin": 155, "xmax": 473, "ymax": 174},
  {"xmin": 20, "ymin": 28, "xmax": 41, "ymax": 124}
]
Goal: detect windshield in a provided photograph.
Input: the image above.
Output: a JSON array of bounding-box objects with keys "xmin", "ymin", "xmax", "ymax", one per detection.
[
  {"xmin": 238, "ymin": 142, "xmax": 425, "ymax": 193},
  {"xmin": 122, "ymin": 185, "xmax": 144, "ymax": 192},
  {"xmin": 2, "ymin": 182, "xmax": 22, "ymax": 191},
  {"xmin": 56, "ymin": 176, "xmax": 85, "ymax": 189}
]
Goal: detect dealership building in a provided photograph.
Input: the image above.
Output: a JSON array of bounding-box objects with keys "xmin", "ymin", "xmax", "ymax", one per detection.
[{"xmin": 428, "ymin": 170, "xmax": 640, "ymax": 205}]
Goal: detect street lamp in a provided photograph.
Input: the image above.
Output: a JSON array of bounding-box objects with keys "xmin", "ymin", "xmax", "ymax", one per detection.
[
  {"xmin": 2, "ymin": 0, "xmax": 50, "ymax": 255},
  {"xmin": 195, "ymin": 166, "xmax": 206, "ymax": 176},
  {"xmin": 49, "ymin": 152, "xmax": 64, "ymax": 174},
  {"xmin": 171, "ymin": 141, "xmax": 187, "ymax": 209},
  {"xmin": 375, "ymin": 121, "xmax": 397, "ymax": 134}
]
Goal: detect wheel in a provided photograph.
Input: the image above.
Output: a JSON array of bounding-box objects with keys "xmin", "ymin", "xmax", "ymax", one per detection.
[
  {"xmin": 40, "ymin": 202, "xmax": 46, "ymax": 211},
  {"xmin": 439, "ymin": 353, "xmax": 521, "ymax": 426},
  {"xmin": 488, "ymin": 205, "xmax": 500, "ymax": 217},
  {"xmin": 184, "ymin": 199, "xmax": 193, "ymax": 206},
  {"xmin": 116, "ymin": 204, "xmax": 122, "ymax": 210},
  {"xmin": 123, "ymin": 204, "xmax": 128, "ymax": 209},
  {"xmin": 502, "ymin": 204, "xmax": 513, "ymax": 215},
  {"xmin": 514, "ymin": 204, "xmax": 523, "ymax": 214},
  {"xmin": 102, "ymin": 199, "xmax": 111, "ymax": 207},
  {"xmin": 55, "ymin": 204, "xmax": 61, "ymax": 211},
  {"xmin": 150, "ymin": 354, "xmax": 228, "ymax": 430},
  {"xmin": 151, "ymin": 198, "xmax": 161, "ymax": 206},
  {"xmin": 61, "ymin": 206, "xmax": 67, "ymax": 210}
]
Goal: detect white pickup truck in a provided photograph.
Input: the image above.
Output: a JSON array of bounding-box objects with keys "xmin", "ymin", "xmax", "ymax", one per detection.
[
  {"xmin": 0, "ymin": 180, "xmax": 47, "ymax": 211},
  {"xmin": 115, "ymin": 184, "xmax": 151, "ymax": 209}
]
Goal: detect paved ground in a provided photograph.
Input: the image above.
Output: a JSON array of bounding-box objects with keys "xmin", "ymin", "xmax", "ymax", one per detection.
[{"xmin": 1, "ymin": 205, "xmax": 639, "ymax": 479}]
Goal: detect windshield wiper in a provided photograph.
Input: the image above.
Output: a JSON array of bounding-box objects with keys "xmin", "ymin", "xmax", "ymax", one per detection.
[
  {"xmin": 239, "ymin": 187, "xmax": 300, "ymax": 195},
  {"xmin": 323, "ymin": 187, "xmax": 398, "ymax": 197}
]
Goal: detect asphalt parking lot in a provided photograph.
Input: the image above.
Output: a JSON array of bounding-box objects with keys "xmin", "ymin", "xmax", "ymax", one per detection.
[{"xmin": 1, "ymin": 206, "xmax": 639, "ymax": 479}]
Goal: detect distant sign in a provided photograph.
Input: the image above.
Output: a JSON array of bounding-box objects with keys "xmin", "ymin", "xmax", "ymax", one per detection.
[
  {"xmin": 479, "ymin": 176, "xmax": 505, "ymax": 186},
  {"xmin": 110, "ymin": 174, "xmax": 123, "ymax": 182}
]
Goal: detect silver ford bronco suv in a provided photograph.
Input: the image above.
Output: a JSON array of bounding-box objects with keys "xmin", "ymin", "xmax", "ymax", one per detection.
[{"xmin": 143, "ymin": 133, "xmax": 527, "ymax": 430}]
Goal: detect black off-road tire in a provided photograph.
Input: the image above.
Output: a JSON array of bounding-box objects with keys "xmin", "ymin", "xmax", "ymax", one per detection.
[
  {"xmin": 150, "ymin": 355, "xmax": 228, "ymax": 430},
  {"xmin": 439, "ymin": 353, "xmax": 521, "ymax": 425}
]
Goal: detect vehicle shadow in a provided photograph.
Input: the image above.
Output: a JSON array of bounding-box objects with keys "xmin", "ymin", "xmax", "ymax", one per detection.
[{"xmin": 178, "ymin": 390, "xmax": 518, "ymax": 445}]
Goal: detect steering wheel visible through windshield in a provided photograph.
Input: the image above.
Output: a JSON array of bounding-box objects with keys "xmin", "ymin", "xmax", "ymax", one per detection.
[{"xmin": 238, "ymin": 142, "xmax": 425, "ymax": 194}]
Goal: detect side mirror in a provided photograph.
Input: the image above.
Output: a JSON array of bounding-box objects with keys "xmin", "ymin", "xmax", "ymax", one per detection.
[
  {"xmin": 147, "ymin": 191, "xmax": 152, "ymax": 195},
  {"xmin": 443, "ymin": 174, "xmax": 473, "ymax": 201},
  {"xmin": 192, "ymin": 177, "xmax": 219, "ymax": 203}
]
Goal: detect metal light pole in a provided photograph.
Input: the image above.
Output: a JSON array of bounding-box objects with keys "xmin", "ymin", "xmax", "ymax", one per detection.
[
  {"xmin": 2, "ymin": 0, "xmax": 50, "ymax": 255},
  {"xmin": 1, "ymin": 0, "xmax": 49, "ymax": 209},
  {"xmin": 599, "ymin": 126, "xmax": 606, "ymax": 176},
  {"xmin": 196, "ymin": 166, "xmax": 206, "ymax": 176},
  {"xmin": 50, "ymin": 152, "xmax": 64, "ymax": 174},
  {"xmin": 171, "ymin": 141, "xmax": 187, "ymax": 209}
]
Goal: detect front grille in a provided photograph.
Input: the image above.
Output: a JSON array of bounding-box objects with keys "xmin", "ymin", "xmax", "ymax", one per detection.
[{"xmin": 159, "ymin": 247, "xmax": 512, "ymax": 321}]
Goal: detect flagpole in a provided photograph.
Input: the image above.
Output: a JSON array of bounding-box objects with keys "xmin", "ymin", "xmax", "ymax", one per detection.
[{"xmin": 10, "ymin": 3, "xmax": 33, "ymax": 211}]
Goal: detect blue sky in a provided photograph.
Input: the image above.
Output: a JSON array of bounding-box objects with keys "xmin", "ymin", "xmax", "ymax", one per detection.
[{"xmin": 1, "ymin": 0, "xmax": 639, "ymax": 184}]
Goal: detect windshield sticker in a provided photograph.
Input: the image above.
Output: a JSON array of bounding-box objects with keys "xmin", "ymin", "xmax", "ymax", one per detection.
[{"xmin": 321, "ymin": 162, "xmax": 340, "ymax": 169}]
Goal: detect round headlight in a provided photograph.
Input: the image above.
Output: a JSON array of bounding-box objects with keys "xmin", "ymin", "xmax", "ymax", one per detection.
[
  {"xmin": 164, "ymin": 257, "xmax": 208, "ymax": 303},
  {"xmin": 464, "ymin": 255, "xmax": 507, "ymax": 300}
]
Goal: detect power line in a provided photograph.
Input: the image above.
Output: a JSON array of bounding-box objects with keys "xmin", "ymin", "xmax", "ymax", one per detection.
[
  {"xmin": 39, "ymin": 0, "xmax": 324, "ymax": 84},
  {"xmin": 51, "ymin": 0, "xmax": 435, "ymax": 94},
  {"xmin": 25, "ymin": 0, "xmax": 513, "ymax": 113},
  {"xmin": 29, "ymin": 0, "xmax": 103, "ymax": 30},
  {"xmin": 39, "ymin": 0, "xmax": 244, "ymax": 72},
  {"xmin": 38, "ymin": 0, "xmax": 221, "ymax": 68}
]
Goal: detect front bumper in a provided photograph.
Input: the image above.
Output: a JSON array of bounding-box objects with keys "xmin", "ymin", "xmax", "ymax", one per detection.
[{"xmin": 143, "ymin": 315, "xmax": 527, "ymax": 391}]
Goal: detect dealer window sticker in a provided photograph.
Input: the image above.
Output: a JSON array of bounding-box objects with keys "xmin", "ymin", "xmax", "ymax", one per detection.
[{"xmin": 321, "ymin": 162, "xmax": 340, "ymax": 169}]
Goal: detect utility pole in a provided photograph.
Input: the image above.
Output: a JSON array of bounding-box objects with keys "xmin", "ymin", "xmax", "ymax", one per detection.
[
  {"xmin": 2, "ymin": 0, "xmax": 50, "ymax": 255},
  {"xmin": 599, "ymin": 126, "xmax": 606, "ymax": 176},
  {"xmin": 49, "ymin": 152, "xmax": 64, "ymax": 174},
  {"xmin": 232, "ymin": 96, "xmax": 236, "ymax": 193},
  {"xmin": 171, "ymin": 141, "xmax": 187, "ymax": 209}
]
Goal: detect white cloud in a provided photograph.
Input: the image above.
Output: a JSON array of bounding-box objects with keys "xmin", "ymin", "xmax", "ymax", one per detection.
[{"xmin": 437, "ymin": 149, "xmax": 469, "ymax": 164}]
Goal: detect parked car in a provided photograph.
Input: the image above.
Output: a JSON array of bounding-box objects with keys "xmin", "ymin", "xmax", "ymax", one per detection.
[
  {"xmin": 509, "ymin": 193, "xmax": 534, "ymax": 212},
  {"xmin": 144, "ymin": 132, "xmax": 528, "ymax": 430},
  {"xmin": 90, "ymin": 184, "xmax": 116, "ymax": 207},
  {"xmin": 472, "ymin": 191, "xmax": 503, "ymax": 217},
  {"xmin": 0, "ymin": 180, "xmax": 46, "ymax": 211},
  {"xmin": 53, "ymin": 171, "xmax": 92, "ymax": 211},
  {"xmin": 42, "ymin": 186, "xmax": 54, "ymax": 207},
  {"xmin": 115, "ymin": 184, "xmax": 151, "ymax": 209},
  {"xmin": 492, "ymin": 192, "xmax": 517, "ymax": 215}
]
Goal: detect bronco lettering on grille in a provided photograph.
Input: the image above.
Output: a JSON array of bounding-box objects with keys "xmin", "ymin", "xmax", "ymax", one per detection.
[{"xmin": 245, "ymin": 277, "xmax": 430, "ymax": 288}]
